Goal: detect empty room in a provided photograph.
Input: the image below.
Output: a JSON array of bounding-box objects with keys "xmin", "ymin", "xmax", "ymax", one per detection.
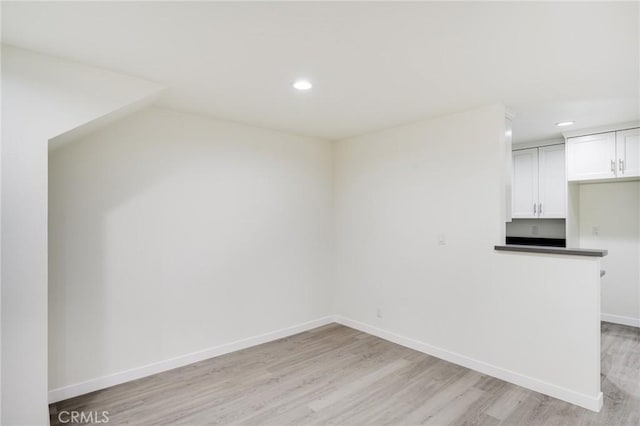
[{"xmin": 1, "ymin": 1, "xmax": 639, "ymax": 425}]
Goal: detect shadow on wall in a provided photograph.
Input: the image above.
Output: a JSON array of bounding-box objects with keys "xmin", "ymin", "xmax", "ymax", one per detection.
[
  {"xmin": 48, "ymin": 111, "xmax": 184, "ymax": 391},
  {"xmin": 47, "ymin": 107, "xmax": 333, "ymax": 393}
]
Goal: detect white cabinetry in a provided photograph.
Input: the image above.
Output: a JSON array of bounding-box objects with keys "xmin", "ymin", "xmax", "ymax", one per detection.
[
  {"xmin": 538, "ymin": 145, "xmax": 567, "ymax": 218},
  {"xmin": 512, "ymin": 145, "xmax": 566, "ymax": 219},
  {"xmin": 616, "ymin": 128, "xmax": 640, "ymax": 177},
  {"xmin": 567, "ymin": 128, "xmax": 640, "ymax": 181},
  {"xmin": 512, "ymin": 148, "xmax": 538, "ymax": 218},
  {"xmin": 566, "ymin": 133, "xmax": 616, "ymax": 181}
]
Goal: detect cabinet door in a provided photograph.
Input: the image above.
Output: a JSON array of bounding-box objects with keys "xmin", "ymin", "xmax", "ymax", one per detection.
[
  {"xmin": 616, "ymin": 128, "xmax": 640, "ymax": 177},
  {"xmin": 512, "ymin": 148, "xmax": 539, "ymax": 218},
  {"xmin": 567, "ymin": 132, "xmax": 616, "ymax": 181},
  {"xmin": 538, "ymin": 145, "xmax": 566, "ymax": 218}
]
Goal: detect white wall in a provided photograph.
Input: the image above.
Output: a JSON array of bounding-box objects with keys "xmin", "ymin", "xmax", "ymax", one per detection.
[
  {"xmin": 333, "ymin": 105, "xmax": 603, "ymax": 410},
  {"xmin": 579, "ymin": 181, "xmax": 640, "ymax": 326},
  {"xmin": 48, "ymin": 107, "xmax": 333, "ymax": 392},
  {"xmin": 1, "ymin": 45, "xmax": 162, "ymax": 425}
]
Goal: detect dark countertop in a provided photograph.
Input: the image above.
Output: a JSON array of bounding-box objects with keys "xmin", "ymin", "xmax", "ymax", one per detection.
[{"xmin": 494, "ymin": 245, "xmax": 607, "ymax": 257}]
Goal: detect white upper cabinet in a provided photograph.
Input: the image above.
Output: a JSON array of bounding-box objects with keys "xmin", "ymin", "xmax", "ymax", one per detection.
[
  {"xmin": 538, "ymin": 145, "xmax": 566, "ymax": 218},
  {"xmin": 567, "ymin": 128, "xmax": 640, "ymax": 181},
  {"xmin": 616, "ymin": 128, "xmax": 640, "ymax": 178},
  {"xmin": 512, "ymin": 145, "xmax": 565, "ymax": 219},
  {"xmin": 512, "ymin": 148, "xmax": 538, "ymax": 218},
  {"xmin": 567, "ymin": 132, "xmax": 616, "ymax": 181}
]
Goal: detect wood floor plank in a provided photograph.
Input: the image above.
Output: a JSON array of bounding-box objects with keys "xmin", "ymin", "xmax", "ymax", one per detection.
[
  {"xmin": 484, "ymin": 385, "xmax": 530, "ymax": 420},
  {"xmin": 423, "ymin": 387, "xmax": 486, "ymax": 425},
  {"xmin": 307, "ymin": 358, "xmax": 409, "ymax": 412},
  {"xmin": 50, "ymin": 322, "xmax": 640, "ymax": 426},
  {"xmin": 401, "ymin": 370, "xmax": 484, "ymax": 425}
]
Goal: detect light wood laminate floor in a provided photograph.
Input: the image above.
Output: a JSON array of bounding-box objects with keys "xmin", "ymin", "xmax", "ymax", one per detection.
[{"xmin": 50, "ymin": 322, "xmax": 640, "ymax": 425}]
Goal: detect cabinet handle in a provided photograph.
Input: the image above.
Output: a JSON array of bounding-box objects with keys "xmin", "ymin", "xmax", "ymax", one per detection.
[
  {"xmin": 611, "ymin": 160, "xmax": 616, "ymax": 173},
  {"xmin": 619, "ymin": 159, "xmax": 625, "ymax": 174},
  {"xmin": 539, "ymin": 203, "xmax": 542, "ymax": 215},
  {"xmin": 533, "ymin": 203, "xmax": 536, "ymax": 214}
]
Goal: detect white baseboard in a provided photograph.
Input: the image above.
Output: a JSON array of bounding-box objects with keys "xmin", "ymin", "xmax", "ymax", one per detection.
[
  {"xmin": 602, "ymin": 313, "xmax": 640, "ymax": 328},
  {"xmin": 48, "ymin": 316, "xmax": 334, "ymax": 403},
  {"xmin": 333, "ymin": 315, "xmax": 603, "ymax": 412}
]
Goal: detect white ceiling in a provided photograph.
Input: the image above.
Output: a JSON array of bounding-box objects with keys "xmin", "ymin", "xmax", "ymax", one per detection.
[{"xmin": 2, "ymin": 1, "xmax": 639, "ymax": 142}]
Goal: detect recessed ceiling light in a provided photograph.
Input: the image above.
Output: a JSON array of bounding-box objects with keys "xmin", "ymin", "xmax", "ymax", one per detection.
[
  {"xmin": 556, "ymin": 121, "xmax": 575, "ymax": 127},
  {"xmin": 292, "ymin": 80, "xmax": 312, "ymax": 91}
]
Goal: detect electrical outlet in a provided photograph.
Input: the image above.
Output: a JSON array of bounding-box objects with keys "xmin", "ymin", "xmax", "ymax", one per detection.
[
  {"xmin": 376, "ymin": 308, "xmax": 383, "ymax": 318},
  {"xmin": 592, "ymin": 226, "xmax": 600, "ymax": 236},
  {"xmin": 437, "ymin": 234, "xmax": 446, "ymax": 245}
]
